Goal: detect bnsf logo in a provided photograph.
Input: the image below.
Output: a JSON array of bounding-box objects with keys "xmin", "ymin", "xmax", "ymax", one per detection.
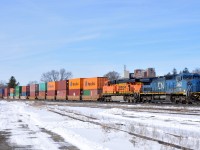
[
  {"xmin": 85, "ymin": 81, "xmax": 95, "ymax": 86},
  {"xmin": 48, "ymin": 85, "xmax": 54, "ymax": 88},
  {"xmin": 70, "ymin": 82, "xmax": 79, "ymax": 86}
]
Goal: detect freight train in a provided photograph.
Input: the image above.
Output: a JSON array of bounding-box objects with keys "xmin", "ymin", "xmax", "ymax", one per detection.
[{"xmin": 1, "ymin": 73, "xmax": 200, "ymax": 104}]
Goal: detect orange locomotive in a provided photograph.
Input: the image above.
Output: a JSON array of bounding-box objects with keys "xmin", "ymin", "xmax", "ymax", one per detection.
[{"xmin": 101, "ymin": 80, "xmax": 143, "ymax": 102}]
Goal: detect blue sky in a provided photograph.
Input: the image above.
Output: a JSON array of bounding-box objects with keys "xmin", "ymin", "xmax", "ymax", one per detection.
[{"xmin": 0, "ymin": 0, "xmax": 200, "ymax": 85}]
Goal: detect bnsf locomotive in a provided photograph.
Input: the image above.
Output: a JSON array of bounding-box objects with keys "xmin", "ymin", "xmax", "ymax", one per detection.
[{"xmin": 1, "ymin": 73, "xmax": 200, "ymax": 104}]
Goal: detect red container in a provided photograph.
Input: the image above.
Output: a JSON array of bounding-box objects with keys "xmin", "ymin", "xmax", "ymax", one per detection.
[
  {"xmin": 4, "ymin": 88, "xmax": 9, "ymax": 97},
  {"xmin": 30, "ymin": 84, "xmax": 39, "ymax": 92},
  {"xmin": 57, "ymin": 90, "xmax": 67, "ymax": 97},
  {"xmin": 22, "ymin": 86, "xmax": 30, "ymax": 93},
  {"xmin": 57, "ymin": 90, "xmax": 67, "ymax": 100},
  {"xmin": 69, "ymin": 89, "xmax": 82, "ymax": 96},
  {"xmin": 39, "ymin": 91, "xmax": 46, "ymax": 97},
  {"xmin": 30, "ymin": 91, "xmax": 39, "ymax": 97},
  {"xmin": 57, "ymin": 80, "xmax": 68, "ymax": 90},
  {"xmin": 47, "ymin": 90, "xmax": 56, "ymax": 96},
  {"xmin": 90, "ymin": 89, "xmax": 102, "ymax": 96}
]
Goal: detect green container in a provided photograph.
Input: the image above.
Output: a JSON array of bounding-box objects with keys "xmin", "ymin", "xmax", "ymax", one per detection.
[
  {"xmin": 39, "ymin": 83, "xmax": 47, "ymax": 91},
  {"xmin": 83, "ymin": 90, "xmax": 91, "ymax": 96},
  {"xmin": 15, "ymin": 86, "xmax": 22, "ymax": 96},
  {"xmin": 10, "ymin": 93, "xmax": 14, "ymax": 97}
]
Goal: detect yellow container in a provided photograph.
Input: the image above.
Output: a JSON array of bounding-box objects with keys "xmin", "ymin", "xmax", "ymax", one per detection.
[
  {"xmin": 83, "ymin": 77, "xmax": 108, "ymax": 90},
  {"xmin": 47, "ymin": 82, "xmax": 58, "ymax": 91},
  {"xmin": 69, "ymin": 78, "xmax": 84, "ymax": 90}
]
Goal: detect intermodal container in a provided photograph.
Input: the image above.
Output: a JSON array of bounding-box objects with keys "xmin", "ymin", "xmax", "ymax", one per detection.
[
  {"xmin": 69, "ymin": 78, "xmax": 84, "ymax": 90},
  {"xmin": 57, "ymin": 80, "xmax": 68, "ymax": 90},
  {"xmin": 82, "ymin": 89, "xmax": 102, "ymax": 101},
  {"xmin": 57, "ymin": 90, "xmax": 67, "ymax": 100},
  {"xmin": 68, "ymin": 89, "xmax": 82, "ymax": 96},
  {"xmin": 30, "ymin": 84, "xmax": 39, "ymax": 92},
  {"xmin": 0, "ymin": 89, "xmax": 4, "ymax": 98},
  {"xmin": 39, "ymin": 83, "xmax": 47, "ymax": 91},
  {"xmin": 83, "ymin": 77, "xmax": 108, "ymax": 90},
  {"xmin": 3, "ymin": 88, "xmax": 9, "ymax": 98},
  {"xmin": 47, "ymin": 82, "xmax": 58, "ymax": 91},
  {"xmin": 37, "ymin": 91, "xmax": 46, "ymax": 100},
  {"xmin": 10, "ymin": 88, "xmax": 14, "ymax": 94},
  {"xmin": 47, "ymin": 90, "xmax": 56, "ymax": 100},
  {"xmin": 0, "ymin": 88, "xmax": 4, "ymax": 94},
  {"xmin": 90, "ymin": 89, "xmax": 102, "ymax": 96},
  {"xmin": 29, "ymin": 91, "xmax": 39, "ymax": 100},
  {"xmin": 47, "ymin": 90, "xmax": 56, "ymax": 96},
  {"xmin": 22, "ymin": 86, "xmax": 30, "ymax": 93},
  {"xmin": 39, "ymin": 91, "xmax": 46, "ymax": 96},
  {"xmin": 68, "ymin": 96, "xmax": 81, "ymax": 101},
  {"xmin": 15, "ymin": 86, "xmax": 22, "ymax": 96},
  {"xmin": 83, "ymin": 90, "xmax": 90, "ymax": 96},
  {"xmin": 21, "ymin": 92, "xmax": 29, "ymax": 96}
]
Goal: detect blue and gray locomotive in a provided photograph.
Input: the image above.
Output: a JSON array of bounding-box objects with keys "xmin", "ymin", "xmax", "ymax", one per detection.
[{"xmin": 140, "ymin": 73, "xmax": 200, "ymax": 104}]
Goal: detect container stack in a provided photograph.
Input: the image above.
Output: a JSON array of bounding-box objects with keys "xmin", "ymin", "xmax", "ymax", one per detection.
[
  {"xmin": 82, "ymin": 77, "xmax": 108, "ymax": 101},
  {"xmin": 0, "ymin": 88, "xmax": 4, "ymax": 98},
  {"xmin": 47, "ymin": 82, "xmax": 57, "ymax": 100},
  {"xmin": 68, "ymin": 78, "xmax": 84, "ymax": 100},
  {"xmin": 29, "ymin": 84, "xmax": 39, "ymax": 100},
  {"xmin": 3, "ymin": 88, "xmax": 9, "ymax": 99},
  {"xmin": 14, "ymin": 86, "xmax": 22, "ymax": 99},
  {"xmin": 21, "ymin": 86, "xmax": 30, "ymax": 99},
  {"xmin": 57, "ymin": 80, "xmax": 68, "ymax": 100},
  {"xmin": 9, "ymin": 88, "xmax": 14, "ymax": 99},
  {"xmin": 38, "ymin": 83, "xmax": 47, "ymax": 100}
]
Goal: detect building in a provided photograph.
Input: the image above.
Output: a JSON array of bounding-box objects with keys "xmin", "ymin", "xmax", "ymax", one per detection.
[{"xmin": 134, "ymin": 68, "xmax": 156, "ymax": 78}]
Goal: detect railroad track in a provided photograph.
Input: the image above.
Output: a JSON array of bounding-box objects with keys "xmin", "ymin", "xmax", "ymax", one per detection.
[{"xmin": 47, "ymin": 107, "xmax": 192, "ymax": 150}]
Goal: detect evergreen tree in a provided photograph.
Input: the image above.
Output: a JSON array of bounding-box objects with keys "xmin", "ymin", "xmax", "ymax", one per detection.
[
  {"xmin": 172, "ymin": 68, "xmax": 177, "ymax": 75},
  {"xmin": 183, "ymin": 67, "xmax": 189, "ymax": 73},
  {"xmin": 7, "ymin": 76, "xmax": 19, "ymax": 88}
]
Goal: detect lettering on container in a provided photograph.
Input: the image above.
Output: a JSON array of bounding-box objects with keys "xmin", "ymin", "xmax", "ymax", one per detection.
[
  {"xmin": 48, "ymin": 85, "xmax": 55, "ymax": 88},
  {"xmin": 85, "ymin": 81, "xmax": 96, "ymax": 86},
  {"xmin": 70, "ymin": 82, "xmax": 79, "ymax": 87}
]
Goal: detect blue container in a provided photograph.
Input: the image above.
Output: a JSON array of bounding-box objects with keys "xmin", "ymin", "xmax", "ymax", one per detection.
[
  {"xmin": 0, "ymin": 89, "xmax": 4, "ymax": 94},
  {"xmin": 21, "ymin": 92, "xmax": 30, "ymax": 96}
]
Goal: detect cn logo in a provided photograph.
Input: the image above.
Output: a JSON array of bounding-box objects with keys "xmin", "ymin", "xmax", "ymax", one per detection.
[{"xmin": 158, "ymin": 82, "xmax": 164, "ymax": 89}]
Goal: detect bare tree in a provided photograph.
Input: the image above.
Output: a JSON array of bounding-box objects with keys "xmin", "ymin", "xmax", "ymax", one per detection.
[
  {"xmin": 0, "ymin": 80, "xmax": 7, "ymax": 88},
  {"xmin": 104, "ymin": 71, "xmax": 121, "ymax": 81},
  {"xmin": 60, "ymin": 68, "xmax": 72, "ymax": 80},
  {"xmin": 41, "ymin": 68, "xmax": 73, "ymax": 82},
  {"xmin": 27, "ymin": 81, "xmax": 38, "ymax": 86},
  {"xmin": 51, "ymin": 70, "xmax": 59, "ymax": 81},
  {"xmin": 193, "ymin": 68, "xmax": 200, "ymax": 74}
]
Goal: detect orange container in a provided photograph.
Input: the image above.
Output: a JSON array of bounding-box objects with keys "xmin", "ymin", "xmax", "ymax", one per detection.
[
  {"xmin": 47, "ymin": 82, "xmax": 58, "ymax": 91},
  {"xmin": 69, "ymin": 78, "xmax": 84, "ymax": 90},
  {"xmin": 10, "ymin": 88, "xmax": 14, "ymax": 93},
  {"xmin": 83, "ymin": 77, "xmax": 108, "ymax": 90}
]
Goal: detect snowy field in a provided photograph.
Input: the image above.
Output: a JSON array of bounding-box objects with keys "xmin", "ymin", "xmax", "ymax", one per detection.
[{"xmin": 0, "ymin": 100, "xmax": 200, "ymax": 150}]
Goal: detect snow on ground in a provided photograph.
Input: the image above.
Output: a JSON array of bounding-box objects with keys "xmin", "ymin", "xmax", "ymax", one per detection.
[{"xmin": 0, "ymin": 100, "xmax": 200, "ymax": 150}]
